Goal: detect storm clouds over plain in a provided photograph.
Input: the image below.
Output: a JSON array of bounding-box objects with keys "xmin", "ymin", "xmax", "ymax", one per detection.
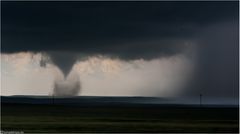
[
  {"xmin": 2, "ymin": 2, "xmax": 237, "ymax": 58},
  {"xmin": 1, "ymin": 2, "xmax": 238, "ymax": 102}
]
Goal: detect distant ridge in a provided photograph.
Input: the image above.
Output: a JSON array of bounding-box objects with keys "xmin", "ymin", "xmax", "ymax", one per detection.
[
  {"xmin": 1, "ymin": 95, "xmax": 168, "ymax": 106},
  {"xmin": 1, "ymin": 95, "xmax": 238, "ymax": 108}
]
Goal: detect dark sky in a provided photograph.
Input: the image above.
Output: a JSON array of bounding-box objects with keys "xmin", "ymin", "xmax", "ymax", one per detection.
[
  {"xmin": 1, "ymin": 1, "xmax": 239, "ymax": 100},
  {"xmin": 2, "ymin": 1, "xmax": 238, "ymax": 58}
]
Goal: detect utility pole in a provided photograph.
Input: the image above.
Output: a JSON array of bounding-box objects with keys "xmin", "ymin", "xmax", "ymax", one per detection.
[
  {"xmin": 52, "ymin": 93, "xmax": 54, "ymax": 105},
  {"xmin": 200, "ymin": 94, "xmax": 202, "ymax": 106}
]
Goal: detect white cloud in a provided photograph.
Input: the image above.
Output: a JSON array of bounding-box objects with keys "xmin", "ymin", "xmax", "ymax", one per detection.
[{"xmin": 1, "ymin": 52, "xmax": 194, "ymax": 97}]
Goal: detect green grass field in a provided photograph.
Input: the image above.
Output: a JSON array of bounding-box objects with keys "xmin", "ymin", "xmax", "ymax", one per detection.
[{"xmin": 1, "ymin": 103, "xmax": 239, "ymax": 133}]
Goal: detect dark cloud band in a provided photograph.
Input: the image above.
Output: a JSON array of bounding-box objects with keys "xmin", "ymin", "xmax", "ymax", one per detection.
[{"xmin": 2, "ymin": 1, "xmax": 238, "ymax": 59}]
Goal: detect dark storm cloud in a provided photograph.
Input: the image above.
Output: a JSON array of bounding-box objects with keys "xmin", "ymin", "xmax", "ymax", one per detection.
[
  {"xmin": 190, "ymin": 21, "xmax": 239, "ymax": 99},
  {"xmin": 1, "ymin": 1, "xmax": 239, "ymax": 100},
  {"xmin": 1, "ymin": 1, "xmax": 238, "ymax": 59}
]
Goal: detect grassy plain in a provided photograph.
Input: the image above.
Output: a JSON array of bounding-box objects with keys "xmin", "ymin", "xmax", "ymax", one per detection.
[{"xmin": 1, "ymin": 103, "xmax": 238, "ymax": 133}]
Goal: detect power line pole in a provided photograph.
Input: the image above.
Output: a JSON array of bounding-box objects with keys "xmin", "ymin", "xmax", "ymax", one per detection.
[
  {"xmin": 200, "ymin": 94, "xmax": 202, "ymax": 106},
  {"xmin": 52, "ymin": 93, "xmax": 54, "ymax": 105}
]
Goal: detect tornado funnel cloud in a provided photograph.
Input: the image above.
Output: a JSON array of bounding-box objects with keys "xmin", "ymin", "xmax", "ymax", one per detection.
[
  {"xmin": 53, "ymin": 71, "xmax": 81, "ymax": 96},
  {"xmin": 46, "ymin": 52, "xmax": 81, "ymax": 96},
  {"xmin": 48, "ymin": 52, "xmax": 78, "ymax": 77}
]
